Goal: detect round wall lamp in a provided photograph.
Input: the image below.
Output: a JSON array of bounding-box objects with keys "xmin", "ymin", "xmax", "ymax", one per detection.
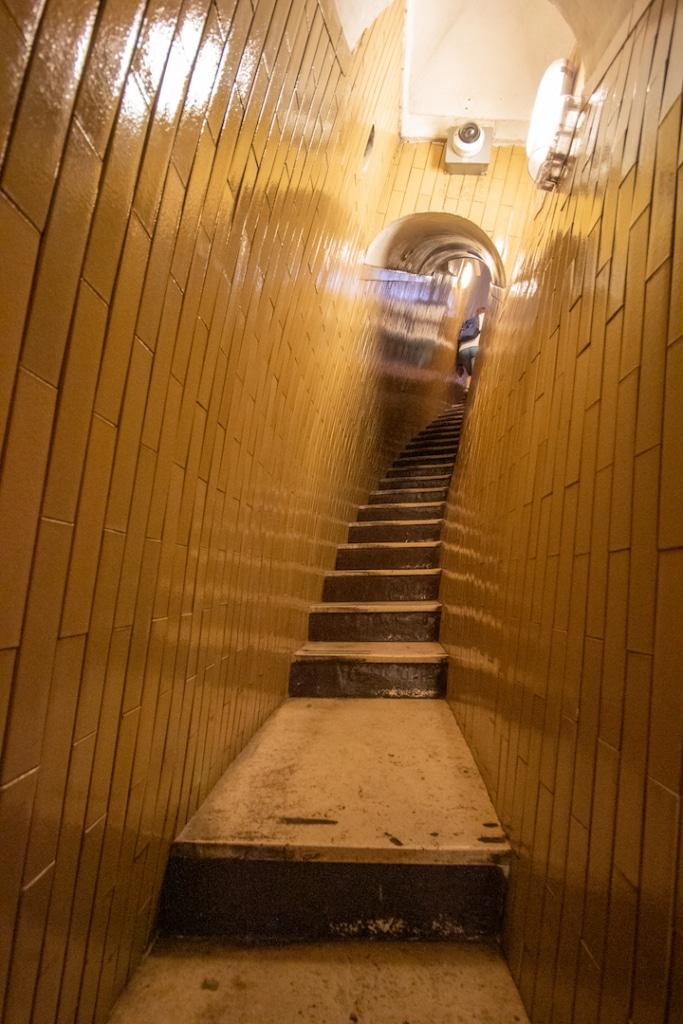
[{"xmin": 526, "ymin": 59, "xmax": 581, "ymax": 191}]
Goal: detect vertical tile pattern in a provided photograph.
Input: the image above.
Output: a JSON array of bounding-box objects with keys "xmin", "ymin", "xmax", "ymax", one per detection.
[
  {"xmin": 0, "ymin": 2, "xmax": 454, "ymax": 1020},
  {"xmin": 376, "ymin": 140, "xmax": 536, "ymax": 283},
  {"xmin": 440, "ymin": 2, "xmax": 683, "ymax": 1021}
]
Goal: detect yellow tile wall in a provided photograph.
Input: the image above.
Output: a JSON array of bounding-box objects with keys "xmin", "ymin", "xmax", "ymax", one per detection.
[
  {"xmin": 439, "ymin": 0, "xmax": 683, "ymax": 1020},
  {"xmin": 0, "ymin": 1, "xmax": 452, "ymax": 1019},
  {"xmin": 375, "ymin": 139, "xmax": 537, "ymax": 283}
]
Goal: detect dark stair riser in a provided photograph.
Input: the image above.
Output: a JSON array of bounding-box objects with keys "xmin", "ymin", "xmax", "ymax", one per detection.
[
  {"xmin": 348, "ymin": 521, "xmax": 442, "ymax": 543},
  {"xmin": 405, "ymin": 450, "xmax": 458, "ymax": 462},
  {"xmin": 160, "ymin": 860, "xmax": 506, "ymax": 942},
  {"xmin": 386, "ymin": 465, "xmax": 452, "ymax": 479},
  {"xmin": 368, "ymin": 488, "xmax": 447, "ymax": 504},
  {"xmin": 416, "ymin": 433, "xmax": 458, "ymax": 442},
  {"xmin": 308, "ymin": 608, "xmax": 440, "ymax": 643},
  {"xmin": 357, "ymin": 504, "xmax": 444, "ymax": 522},
  {"xmin": 336, "ymin": 544, "xmax": 440, "ymax": 569},
  {"xmin": 378, "ymin": 475, "xmax": 451, "ymax": 490},
  {"xmin": 419, "ymin": 422, "xmax": 461, "ymax": 431},
  {"xmin": 289, "ymin": 656, "xmax": 447, "ymax": 698},
  {"xmin": 393, "ymin": 455, "xmax": 455, "ymax": 468},
  {"xmin": 416, "ymin": 427, "xmax": 461, "ymax": 438},
  {"xmin": 411, "ymin": 440, "xmax": 458, "ymax": 452},
  {"xmin": 322, "ymin": 572, "xmax": 441, "ymax": 602}
]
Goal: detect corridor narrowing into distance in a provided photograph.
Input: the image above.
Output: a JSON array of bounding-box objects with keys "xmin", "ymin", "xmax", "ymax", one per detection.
[
  {"xmin": 2, "ymin": 0, "xmax": 682, "ymax": 1022},
  {"xmin": 160, "ymin": 403, "xmax": 511, "ymax": 943}
]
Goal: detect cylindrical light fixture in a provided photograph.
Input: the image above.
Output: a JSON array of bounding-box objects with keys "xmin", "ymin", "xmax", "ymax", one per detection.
[{"xmin": 526, "ymin": 59, "xmax": 580, "ymax": 190}]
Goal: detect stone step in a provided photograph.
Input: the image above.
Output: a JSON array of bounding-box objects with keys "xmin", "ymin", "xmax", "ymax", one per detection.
[
  {"xmin": 378, "ymin": 474, "xmax": 451, "ymax": 490},
  {"xmin": 416, "ymin": 426, "xmax": 461, "ymax": 438},
  {"xmin": 161, "ymin": 699, "xmax": 509, "ymax": 941},
  {"xmin": 356, "ymin": 502, "xmax": 445, "ymax": 521},
  {"xmin": 386, "ymin": 464, "xmax": 453, "ymax": 479},
  {"xmin": 336, "ymin": 542, "xmax": 441, "ymax": 570},
  {"xmin": 429, "ymin": 418, "xmax": 462, "ymax": 430},
  {"xmin": 385, "ymin": 466, "xmax": 454, "ymax": 481},
  {"xmin": 418, "ymin": 418, "xmax": 461, "ymax": 428},
  {"xmin": 403, "ymin": 440, "xmax": 456, "ymax": 452},
  {"xmin": 413, "ymin": 437, "xmax": 458, "ymax": 448},
  {"xmin": 322, "ymin": 568, "xmax": 442, "ymax": 602},
  {"xmin": 368, "ymin": 487, "xmax": 448, "ymax": 504},
  {"xmin": 348, "ymin": 519, "xmax": 442, "ymax": 544},
  {"xmin": 402, "ymin": 448, "xmax": 457, "ymax": 461},
  {"xmin": 418, "ymin": 430, "xmax": 457, "ymax": 441},
  {"xmin": 405, "ymin": 444, "xmax": 458, "ymax": 460},
  {"xmin": 308, "ymin": 601, "xmax": 441, "ymax": 642},
  {"xmin": 289, "ymin": 641, "xmax": 448, "ymax": 698},
  {"xmin": 393, "ymin": 454, "xmax": 456, "ymax": 468},
  {"xmin": 404, "ymin": 440, "xmax": 459, "ymax": 454}
]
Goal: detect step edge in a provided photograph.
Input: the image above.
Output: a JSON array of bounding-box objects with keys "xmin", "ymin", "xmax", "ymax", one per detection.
[
  {"xmin": 349, "ymin": 519, "xmax": 444, "ymax": 528},
  {"xmin": 338, "ymin": 541, "xmax": 442, "ymax": 550},
  {"xmin": 292, "ymin": 644, "xmax": 448, "ymax": 662},
  {"xmin": 357, "ymin": 502, "xmax": 445, "ymax": 511},
  {"xmin": 309, "ymin": 602, "xmax": 442, "ymax": 613},
  {"xmin": 324, "ymin": 568, "xmax": 442, "ymax": 577},
  {"xmin": 169, "ymin": 839, "xmax": 511, "ymax": 866}
]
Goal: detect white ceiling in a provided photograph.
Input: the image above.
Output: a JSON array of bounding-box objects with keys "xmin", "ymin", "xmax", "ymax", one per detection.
[
  {"xmin": 403, "ymin": 0, "xmax": 576, "ymax": 143},
  {"xmin": 332, "ymin": 0, "xmax": 590, "ymax": 144},
  {"xmin": 333, "ymin": 0, "xmax": 395, "ymax": 50}
]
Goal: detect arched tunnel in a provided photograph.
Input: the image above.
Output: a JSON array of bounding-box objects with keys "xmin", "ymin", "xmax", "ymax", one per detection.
[{"xmin": 0, "ymin": 1, "xmax": 681, "ymax": 1022}]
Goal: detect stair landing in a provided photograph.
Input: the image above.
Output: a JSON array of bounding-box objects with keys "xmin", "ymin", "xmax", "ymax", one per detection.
[
  {"xmin": 162, "ymin": 699, "xmax": 509, "ymax": 942},
  {"xmin": 171, "ymin": 699, "xmax": 507, "ymax": 865}
]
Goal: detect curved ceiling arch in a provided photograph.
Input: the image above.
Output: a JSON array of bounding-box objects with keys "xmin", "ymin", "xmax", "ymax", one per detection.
[
  {"xmin": 366, "ymin": 213, "xmax": 507, "ymax": 287},
  {"xmin": 333, "ymin": 0, "xmax": 630, "ymax": 69},
  {"xmin": 404, "ymin": 0, "xmax": 576, "ymax": 142},
  {"xmin": 334, "ymin": 1, "xmax": 631, "ymax": 139}
]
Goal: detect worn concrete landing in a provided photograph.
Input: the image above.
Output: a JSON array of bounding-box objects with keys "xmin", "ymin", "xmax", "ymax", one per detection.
[
  {"xmin": 170, "ymin": 699, "xmax": 507, "ymax": 864},
  {"xmin": 108, "ymin": 939, "xmax": 530, "ymax": 1024}
]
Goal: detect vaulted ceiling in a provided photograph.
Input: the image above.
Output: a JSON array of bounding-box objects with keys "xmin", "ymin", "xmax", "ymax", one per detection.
[
  {"xmin": 403, "ymin": 0, "xmax": 575, "ymax": 142},
  {"xmin": 333, "ymin": 0, "xmax": 636, "ymax": 141}
]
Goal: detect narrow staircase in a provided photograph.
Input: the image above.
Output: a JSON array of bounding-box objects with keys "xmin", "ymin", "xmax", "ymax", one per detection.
[{"xmin": 160, "ymin": 404, "xmax": 510, "ymax": 944}]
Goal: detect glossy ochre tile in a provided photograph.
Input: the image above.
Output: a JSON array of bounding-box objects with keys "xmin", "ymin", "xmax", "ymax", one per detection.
[{"xmin": 0, "ymin": 2, "xmax": 682, "ymax": 1023}]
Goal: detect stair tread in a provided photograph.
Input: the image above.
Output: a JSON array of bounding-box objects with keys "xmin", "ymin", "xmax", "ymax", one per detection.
[
  {"xmin": 387, "ymin": 463, "xmax": 453, "ymax": 469},
  {"xmin": 371, "ymin": 487, "xmax": 447, "ymax": 494},
  {"xmin": 395, "ymin": 457, "xmax": 455, "ymax": 463},
  {"xmin": 294, "ymin": 641, "xmax": 447, "ymax": 661},
  {"xmin": 310, "ymin": 602, "xmax": 441, "ymax": 614},
  {"xmin": 393, "ymin": 461, "xmax": 455, "ymax": 468},
  {"xmin": 351, "ymin": 517, "xmax": 443, "ymax": 527},
  {"xmin": 325, "ymin": 568, "xmax": 441, "ymax": 576},
  {"xmin": 359, "ymin": 500, "xmax": 444, "ymax": 508},
  {"xmin": 378, "ymin": 478, "xmax": 451, "ymax": 486},
  {"xmin": 339, "ymin": 540, "xmax": 441, "ymax": 549},
  {"xmin": 172, "ymin": 699, "xmax": 508, "ymax": 865}
]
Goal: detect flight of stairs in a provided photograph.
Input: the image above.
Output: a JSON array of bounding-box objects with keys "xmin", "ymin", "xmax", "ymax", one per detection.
[
  {"xmin": 160, "ymin": 404, "xmax": 510, "ymax": 944},
  {"xmin": 290, "ymin": 405, "xmax": 463, "ymax": 699}
]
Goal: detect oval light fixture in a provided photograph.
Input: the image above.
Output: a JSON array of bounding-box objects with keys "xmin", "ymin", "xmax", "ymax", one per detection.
[{"xmin": 526, "ymin": 59, "xmax": 580, "ymax": 191}]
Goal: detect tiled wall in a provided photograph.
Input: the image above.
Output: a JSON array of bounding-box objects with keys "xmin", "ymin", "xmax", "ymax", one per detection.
[
  {"xmin": 374, "ymin": 140, "xmax": 536, "ymax": 283},
  {"xmin": 440, "ymin": 0, "xmax": 683, "ymax": 1020},
  {"xmin": 0, "ymin": 1, "xmax": 458, "ymax": 1019}
]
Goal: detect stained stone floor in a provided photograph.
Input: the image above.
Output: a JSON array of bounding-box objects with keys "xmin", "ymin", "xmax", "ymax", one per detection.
[
  {"xmin": 108, "ymin": 938, "xmax": 530, "ymax": 1024},
  {"xmin": 170, "ymin": 698, "xmax": 508, "ymax": 865}
]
